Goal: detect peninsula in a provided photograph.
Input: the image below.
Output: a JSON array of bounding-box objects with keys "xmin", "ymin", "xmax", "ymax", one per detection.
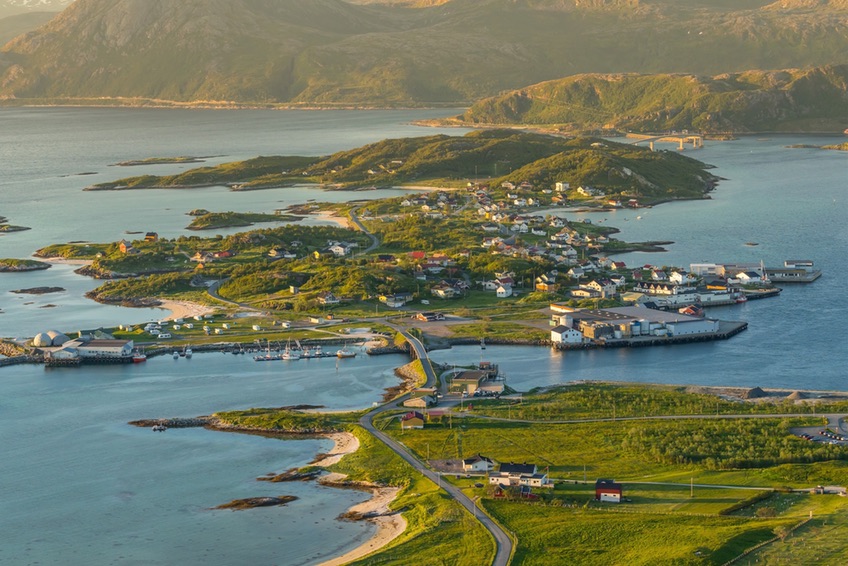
[{"xmin": 83, "ymin": 131, "xmax": 719, "ymax": 206}]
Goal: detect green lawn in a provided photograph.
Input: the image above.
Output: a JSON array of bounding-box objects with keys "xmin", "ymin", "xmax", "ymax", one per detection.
[{"xmin": 484, "ymin": 500, "xmax": 795, "ymax": 566}]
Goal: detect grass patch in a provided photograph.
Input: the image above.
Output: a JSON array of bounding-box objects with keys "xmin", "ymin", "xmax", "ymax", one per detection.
[{"xmin": 484, "ymin": 500, "xmax": 794, "ymax": 566}]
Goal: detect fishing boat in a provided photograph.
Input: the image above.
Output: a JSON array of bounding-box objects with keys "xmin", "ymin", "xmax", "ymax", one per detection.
[
  {"xmin": 254, "ymin": 343, "xmax": 279, "ymax": 362},
  {"xmin": 172, "ymin": 351, "xmax": 179, "ymax": 360},
  {"xmin": 184, "ymin": 346, "xmax": 192, "ymax": 359},
  {"xmin": 281, "ymin": 340, "xmax": 301, "ymax": 361},
  {"xmin": 336, "ymin": 344, "xmax": 356, "ymax": 359},
  {"xmin": 132, "ymin": 349, "xmax": 147, "ymax": 363}
]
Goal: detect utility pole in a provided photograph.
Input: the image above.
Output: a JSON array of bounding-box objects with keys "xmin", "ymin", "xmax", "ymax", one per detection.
[{"xmin": 690, "ymin": 477, "xmax": 694, "ymax": 498}]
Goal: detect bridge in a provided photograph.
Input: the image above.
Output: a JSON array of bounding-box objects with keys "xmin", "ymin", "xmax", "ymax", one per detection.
[{"xmin": 626, "ymin": 132, "xmax": 704, "ymax": 151}]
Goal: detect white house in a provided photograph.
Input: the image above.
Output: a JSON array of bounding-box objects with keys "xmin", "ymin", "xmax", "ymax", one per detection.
[
  {"xmin": 584, "ymin": 279, "xmax": 618, "ymax": 298},
  {"xmin": 488, "ymin": 462, "xmax": 552, "ymax": 488},
  {"xmin": 496, "ymin": 285, "xmax": 513, "ymax": 298},
  {"xmin": 669, "ymin": 271, "xmax": 697, "ymax": 285},
  {"xmin": 462, "ymin": 455, "xmax": 495, "ymax": 473},
  {"xmin": 551, "ymin": 325, "xmax": 584, "ymax": 344}
]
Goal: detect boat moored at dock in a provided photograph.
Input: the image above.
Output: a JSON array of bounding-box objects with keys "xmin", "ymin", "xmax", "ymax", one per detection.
[{"xmin": 765, "ymin": 260, "xmax": 822, "ymax": 283}]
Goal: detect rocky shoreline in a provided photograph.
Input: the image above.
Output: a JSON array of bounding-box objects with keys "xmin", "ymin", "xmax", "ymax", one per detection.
[
  {"xmin": 125, "ymin": 415, "xmax": 406, "ymax": 563},
  {"xmin": 11, "ymin": 286, "xmax": 65, "ymax": 295},
  {"xmin": 0, "ymin": 259, "xmax": 51, "ymax": 272}
]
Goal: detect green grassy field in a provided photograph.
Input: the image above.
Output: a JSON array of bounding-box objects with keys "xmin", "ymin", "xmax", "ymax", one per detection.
[
  {"xmin": 469, "ymin": 383, "xmax": 848, "ymax": 420},
  {"xmin": 216, "ymin": 382, "xmax": 848, "ymax": 566},
  {"xmin": 484, "ymin": 501, "xmax": 795, "ymax": 566}
]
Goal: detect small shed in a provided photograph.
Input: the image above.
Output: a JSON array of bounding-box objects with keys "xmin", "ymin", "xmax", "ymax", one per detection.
[{"xmin": 595, "ymin": 479, "xmax": 623, "ymax": 503}]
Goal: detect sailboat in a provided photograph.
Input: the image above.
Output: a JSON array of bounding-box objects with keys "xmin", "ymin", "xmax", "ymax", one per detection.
[{"xmin": 254, "ymin": 342, "xmax": 279, "ymax": 362}]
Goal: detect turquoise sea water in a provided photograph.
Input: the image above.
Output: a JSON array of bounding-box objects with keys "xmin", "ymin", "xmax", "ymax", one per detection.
[{"xmin": 0, "ymin": 108, "xmax": 846, "ymax": 564}]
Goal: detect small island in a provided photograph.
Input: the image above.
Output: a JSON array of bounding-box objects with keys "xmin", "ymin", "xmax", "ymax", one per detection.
[
  {"xmin": 0, "ymin": 258, "xmax": 51, "ymax": 272},
  {"xmin": 787, "ymin": 142, "xmax": 848, "ymax": 151},
  {"xmin": 186, "ymin": 211, "xmax": 301, "ymax": 230},
  {"xmin": 114, "ymin": 156, "xmax": 208, "ymax": 166},
  {"xmin": 0, "ymin": 216, "xmax": 31, "ymax": 233},
  {"xmin": 11, "ymin": 286, "xmax": 65, "ymax": 295},
  {"xmin": 214, "ymin": 495, "xmax": 297, "ymax": 510}
]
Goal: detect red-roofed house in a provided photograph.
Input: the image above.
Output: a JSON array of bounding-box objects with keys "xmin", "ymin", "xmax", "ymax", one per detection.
[
  {"xmin": 595, "ymin": 479, "xmax": 623, "ymax": 503},
  {"xmin": 401, "ymin": 411, "xmax": 425, "ymax": 430}
]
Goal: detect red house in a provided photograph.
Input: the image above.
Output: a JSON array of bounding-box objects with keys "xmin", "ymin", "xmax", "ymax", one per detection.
[{"xmin": 595, "ymin": 479, "xmax": 623, "ymax": 503}]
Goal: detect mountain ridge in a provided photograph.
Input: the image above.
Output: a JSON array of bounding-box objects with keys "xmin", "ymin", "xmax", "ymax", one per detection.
[
  {"xmin": 453, "ymin": 65, "xmax": 848, "ymax": 133},
  {"xmin": 1, "ymin": 0, "xmax": 847, "ymax": 106}
]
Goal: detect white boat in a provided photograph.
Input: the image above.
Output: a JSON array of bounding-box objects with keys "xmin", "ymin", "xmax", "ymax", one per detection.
[
  {"xmin": 172, "ymin": 351, "xmax": 179, "ymax": 360},
  {"xmin": 281, "ymin": 340, "xmax": 300, "ymax": 361},
  {"xmin": 336, "ymin": 345, "xmax": 356, "ymax": 359},
  {"xmin": 184, "ymin": 346, "xmax": 192, "ymax": 359}
]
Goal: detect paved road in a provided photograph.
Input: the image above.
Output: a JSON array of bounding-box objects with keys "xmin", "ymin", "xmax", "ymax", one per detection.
[
  {"xmin": 348, "ymin": 205, "xmax": 380, "ymax": 253},
  {"xmin": 359, "ymin": 327, "xmax": 513, "ymax": 566}
]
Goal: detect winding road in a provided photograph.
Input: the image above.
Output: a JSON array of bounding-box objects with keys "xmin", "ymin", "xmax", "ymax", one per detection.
[
  {"xmin": 359, "ymin": 328, "xmax": 514, "ymax": 566},
  {"xmin": 348, "ymin": 205, "xmax": 380, "ymax": 253}
]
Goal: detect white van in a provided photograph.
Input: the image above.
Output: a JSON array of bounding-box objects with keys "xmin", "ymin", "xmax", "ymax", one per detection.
[{"xmin": 158, "ymin": 333, "xmax": 172, "ymax": 339}]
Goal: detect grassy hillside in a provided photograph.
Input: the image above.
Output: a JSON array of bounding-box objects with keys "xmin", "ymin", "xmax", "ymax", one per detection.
[
  {"xmin": 1, "ymin": 0, "xmax": 847, "ymax": 105},
  {"xmin": 455, "ymin": 65, "xmax": 848, "ymax": 133},
  {"xmin": 86, "ymin": 130, "xmax": 718, "ymax": 201}
]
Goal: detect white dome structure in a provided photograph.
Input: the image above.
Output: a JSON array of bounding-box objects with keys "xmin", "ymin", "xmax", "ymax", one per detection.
[
  {"xmin": 32, "ymin": 332, "xmax": 52, "ymax": 347},
  {"xmin": 46, "ymin": 330, "xmax": 70, "ymax": 346}
]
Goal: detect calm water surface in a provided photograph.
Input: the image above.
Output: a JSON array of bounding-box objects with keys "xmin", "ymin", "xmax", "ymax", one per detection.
[{"xmin": 1, "ymin": 349, "xmax": 410, "ymax": 566}]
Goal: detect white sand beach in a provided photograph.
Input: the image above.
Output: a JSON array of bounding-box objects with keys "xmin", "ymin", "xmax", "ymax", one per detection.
[
  {"xmin": 155, "ymin": 299, "xmax": 215, "ymax": 321},
  {"xmin": 315, "ymin": 210, "xmax": 350, "ymax": 228},
  {"xmin": 315, "ymin": 432, "xmax": 407, "ymax": 566},
  {"xmin": 42, "ymin": 258, "xmax": 93, "ymax": 266}
]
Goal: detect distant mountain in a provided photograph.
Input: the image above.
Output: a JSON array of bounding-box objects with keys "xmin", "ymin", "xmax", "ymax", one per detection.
[
  {"xmin": 0, "ymin": 0, "xmax": 72, "ymax": 18},
  {"xmin": 0, "ymin": 10, "xmax": 53, "ymax": 44},
  {"xmin": 455, "ymin": 65, "xmax": 848, "ymax": 133},
  {"xmin": 1, "ymin": 0, "xmax": 847, "ymax": 106}
]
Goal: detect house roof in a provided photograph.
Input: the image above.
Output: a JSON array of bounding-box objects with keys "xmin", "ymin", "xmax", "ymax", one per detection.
[
  {"xmin": 499, "ymin": 462, "xmax": 536, "ymax": 475},
  {"xmin": 551, "ymin": 325, "xmax": 576, "ymax": 334},
  {"xmin": 463, "ymin": 454, "xmax": 493, "ymax": 466},
  {"xmin": 595, "ymin": 478, "xmax": 623, "ymax": 490},
  {"xmin": 402, "ymin": 411, "xmax": 424, "ymax": 421}
]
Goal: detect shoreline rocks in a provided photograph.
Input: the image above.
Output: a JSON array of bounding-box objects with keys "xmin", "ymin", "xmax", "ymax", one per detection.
[
  {"xmin": 214, "ymin": 495, "xmax": 297, "ymax": 510},
  {"xmin": 11, "ymin": 286, "xmax": 65, "ymax": 295}
]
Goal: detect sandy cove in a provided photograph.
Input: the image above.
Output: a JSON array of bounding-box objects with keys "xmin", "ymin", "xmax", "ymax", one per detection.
[
  {"xmin": 314, "ymin": 432, "xmax": 407, "ymax": 566},
  {"xmin": 42, "ymin": 258, "xmax": 93, "ymax": 266},
  {"xmin": 154, "ymin": 299, "xmax": 215, "ymax": 321},
  {"xmin": 314, "ymin": 210, "xmax": 350, "ymax": 228}
]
